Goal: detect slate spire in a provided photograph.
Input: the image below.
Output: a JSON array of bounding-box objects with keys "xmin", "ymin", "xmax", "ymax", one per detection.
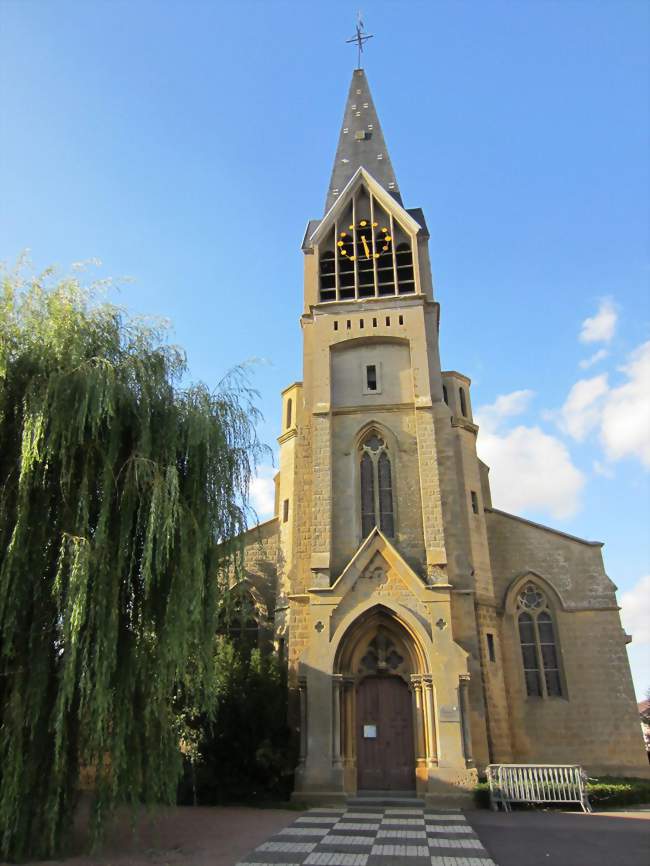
[{"xmin": 325, "ymin": 68, "xmax": 402, "ymax": 214}]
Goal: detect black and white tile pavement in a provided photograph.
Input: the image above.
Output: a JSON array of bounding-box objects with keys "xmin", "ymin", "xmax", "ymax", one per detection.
[{"xmin": 235, "ymin": 805, "xmax": 498, "ymax": 866}]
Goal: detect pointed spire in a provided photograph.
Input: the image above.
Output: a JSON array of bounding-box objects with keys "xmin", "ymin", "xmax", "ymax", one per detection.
[{"xmin": 324, "ymin": 69, "xmax": 402, "ymax": 214}]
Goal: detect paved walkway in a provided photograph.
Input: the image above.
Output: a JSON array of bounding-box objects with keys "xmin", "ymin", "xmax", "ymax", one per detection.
[
  {"xmin": 469, "ymin": 808, "xmax": 650, "ymax": 866},
  {"xmin": 235, "ymin": 805, "xmax": 496, "ymax": 866}
]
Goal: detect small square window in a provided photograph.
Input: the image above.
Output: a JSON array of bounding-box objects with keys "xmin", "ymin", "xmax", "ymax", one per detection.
[{"xmin": 283, "ymin": 499, "xmax": 289, "ymax": 523}]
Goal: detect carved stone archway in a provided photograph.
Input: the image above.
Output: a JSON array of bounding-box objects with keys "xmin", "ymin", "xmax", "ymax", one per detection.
[{"xmin": 333, "ymin": 605, "xmax": 437, "ymax": 793}]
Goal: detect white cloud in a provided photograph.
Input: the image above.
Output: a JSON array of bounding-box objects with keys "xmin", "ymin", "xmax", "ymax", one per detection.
[
  {"xmin": 477, "ymin": 425, "xmax": 585, "ymax": 519},
  {"xmin": 600, "ymin": 341, "xmax": 650, "ymax": 468},
  {"xmin": 620, "ymin": 575, "xmax": 650, "ymax": 645},
  {"xmin": 555, "ymin": 374, "xmax": 609, "ymax": 441},
  {"xmin": 579, "ymin": 348, "xmax": 609, "ymax": 370},
  {"xmin": 477, "ymin": 389, "xmax": 534, "ymax": 432},
  {"xmin": 476, "ymin": 391, "xmax": 585, "ymax": 519},
  {"xmin": 551, "ymin": 341, "xmax": 650, "ymax": 470},
  {"xmin": 580, "ymin": 298, "xmax": 618, "ymax": 344},
  {"xmin": 249, "ymin": 464, "xmax": 276, "ymax": 519}
]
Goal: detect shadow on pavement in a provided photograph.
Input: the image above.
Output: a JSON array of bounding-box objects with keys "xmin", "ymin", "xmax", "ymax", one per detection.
[{"xmin": 468, "ymin": 809, "xmax": 650, "ymax": 866}]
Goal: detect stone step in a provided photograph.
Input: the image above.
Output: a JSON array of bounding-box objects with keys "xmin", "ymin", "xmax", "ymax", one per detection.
[{"xmin": 347, "ymin": 790, "xmax": 425, "ymax": 807}]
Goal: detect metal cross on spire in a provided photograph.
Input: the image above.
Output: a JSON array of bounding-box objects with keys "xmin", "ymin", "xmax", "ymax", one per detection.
[{"xmin": 346, "ymin": 12, "xmax": 373, "ymax": 68}]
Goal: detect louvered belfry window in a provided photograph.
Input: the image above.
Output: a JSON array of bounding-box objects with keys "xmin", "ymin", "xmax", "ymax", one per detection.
[
  {"xmin": 318, "ymin": 183, "xmax": 416, "ymax": 302},
  {"xmin": 360, "ymin": 433, "xmax": 394, "ymax": 538},
  {"xmin": 516, "ymin": 584, "xmax": 563, "ymax": 698}
]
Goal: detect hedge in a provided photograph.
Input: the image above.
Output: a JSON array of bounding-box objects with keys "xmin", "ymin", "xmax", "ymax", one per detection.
[{"xmin": 474, "ymin": 776, "xmax": 650, "ymax": 809}]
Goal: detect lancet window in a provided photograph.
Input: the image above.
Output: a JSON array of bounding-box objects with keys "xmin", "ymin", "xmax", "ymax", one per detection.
[
  {"xmin": 360, "ymin": 432, "xmax": 394, "ymax": 538},
  {"xmin": 516, "ymin": 583, "xmax": 563, "ymax": 698},
  {"xmin": 459, "ymin": 387, "xmax": 468, "ymax": 417},
  {"xmin": 319, "ymin": 184, "xmax": 416, "ymax": 302},
  {"xmin": 217, "ymin": 586, "xmax": 261, "ymax": 653}
]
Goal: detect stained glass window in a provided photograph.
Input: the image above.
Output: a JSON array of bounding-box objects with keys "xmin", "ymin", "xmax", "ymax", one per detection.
[
  {"xmin": 516, "ymin": 584, "xmax": 563, "ymax": 698},
  {"xmin": 359, "ymin": 432, "xmax": 395, "ymax": 538}
]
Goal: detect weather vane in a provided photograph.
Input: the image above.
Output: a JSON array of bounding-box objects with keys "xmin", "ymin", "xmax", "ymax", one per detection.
[{"xmin": 346, "ymin": 12, "xmax": 373, "ymax": 68}]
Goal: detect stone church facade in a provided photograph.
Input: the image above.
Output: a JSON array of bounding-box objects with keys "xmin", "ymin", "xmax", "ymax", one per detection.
[{"xmin": 240, "ymin": 69, "xmax": 648, "ymax": 804}]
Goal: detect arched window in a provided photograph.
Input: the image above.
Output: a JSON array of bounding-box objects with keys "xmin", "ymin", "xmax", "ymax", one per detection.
[
  {"xmin": 517, "ymin": 583, "xmax": 563, "ymax": 698},
  {"xmin": 218, "ymin": 587, "xmax": 260, "ymax": 653},
  {"xmin": 442, "ymin": 385, "xmax": 448, "ymax": 405},
  {"xmin": 459, "ymin": 387, "xmax": 468, "ymax": 417},
  {"xmin": 359, "ymin": 432, "xmax": 394, "ymax": 538},
  {"xmin": 286, "ymin": 398, "xmax": 292, "ymax": 429}
]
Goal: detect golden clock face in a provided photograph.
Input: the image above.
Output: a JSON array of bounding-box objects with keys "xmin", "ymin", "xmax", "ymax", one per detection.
[{"xmin": 337, "ymin": 219, "xmax": 392, "ymax": 262}]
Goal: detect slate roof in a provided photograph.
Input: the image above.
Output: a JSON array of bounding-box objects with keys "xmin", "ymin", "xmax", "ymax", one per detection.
[{"xmin": 324, "ymin": 68, "xmax": 402, "ymax": 214}]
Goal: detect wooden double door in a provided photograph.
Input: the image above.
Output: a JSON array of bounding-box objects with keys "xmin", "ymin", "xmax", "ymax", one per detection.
[{"xmin": 356, "ymin": 675, "xmax": 415, "ymax": 791}]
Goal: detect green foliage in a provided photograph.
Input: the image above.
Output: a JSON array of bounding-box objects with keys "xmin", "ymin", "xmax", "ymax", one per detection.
[
  {"xmin": 474, "ymin": 781, "xmax": 490, "ymax": 808},
  {"xmin": 473, "ymin": 775, "xmax": 650, "ymax": 810},
  {"xmin": 0, "ymin": 263, "xmax": 265, "ymax": 860},
  {"xmin": 178, "ymin": 639, "xmax": 295, "ymax": 805},
  {"xmin": 586, "ymin": 776, "xmax": 650, "ymax": 808}
]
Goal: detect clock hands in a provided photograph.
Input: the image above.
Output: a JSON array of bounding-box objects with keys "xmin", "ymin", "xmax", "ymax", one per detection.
[{"xmin": 337, "ymin": 219, "xmax": 392, "ymax": 261}]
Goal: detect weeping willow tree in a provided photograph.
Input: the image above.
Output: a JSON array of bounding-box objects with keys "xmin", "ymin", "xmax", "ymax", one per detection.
[{"xmin": 0, "ymin": 264, "xmax": 265, "ymax": 861}]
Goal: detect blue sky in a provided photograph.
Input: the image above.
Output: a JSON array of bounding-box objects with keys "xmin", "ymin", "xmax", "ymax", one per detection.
[{"xmin": 1, "ymin": 1, "xmax": 648, "ymax": 697}]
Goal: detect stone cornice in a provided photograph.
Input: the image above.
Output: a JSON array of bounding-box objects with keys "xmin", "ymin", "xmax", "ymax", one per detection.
[{"xmin": 277, "ymin": 428, "xmax": 297, "ymax": 445}]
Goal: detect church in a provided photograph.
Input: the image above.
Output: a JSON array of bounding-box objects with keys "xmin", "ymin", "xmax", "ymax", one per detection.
[{"xmin": 240, "ymin": 66, "xmax": 648, "ymax": 805}]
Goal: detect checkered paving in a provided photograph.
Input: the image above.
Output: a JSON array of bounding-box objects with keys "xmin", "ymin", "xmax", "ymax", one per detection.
[{"xmin": 235, "ymin": 805, "xmax": 498, "ymax": 866}]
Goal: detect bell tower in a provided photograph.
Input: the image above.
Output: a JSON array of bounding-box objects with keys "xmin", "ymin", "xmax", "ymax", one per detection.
[
  {"xmin": 247, "ymin": 54, "xmax": 650, "ymax": 802},
  {"xmin": 273, "ymin": 65, "xmax": 515, "ymax": 803}
]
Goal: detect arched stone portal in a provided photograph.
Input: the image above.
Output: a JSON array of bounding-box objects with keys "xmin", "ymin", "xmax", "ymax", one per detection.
[{"xmin": 333, "ymin": 605, "xmax": 437, "ymax": 795}]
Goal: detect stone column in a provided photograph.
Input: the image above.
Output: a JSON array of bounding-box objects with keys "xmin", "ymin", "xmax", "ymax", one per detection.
[
  {"xmin": 459, "ymin": 674, "xmax": 473, "ymax": 766},
  {"xmin": 423, "ymin": 675, "xmax": 438, "ymax": 766},
  {"xmin": 298, "ymin": 676, "xmax": 307, "ymax": 769},
  {"xmin": 411, "ymin": 675, "xmax": 427, "ymax": 768},
  {"xmin": 342, "ymin": 677, "xmax": 356, "ymax": 766},
  {"xmin": 332, "ymin": 674, "xmax": 343, "ymax": 768}
]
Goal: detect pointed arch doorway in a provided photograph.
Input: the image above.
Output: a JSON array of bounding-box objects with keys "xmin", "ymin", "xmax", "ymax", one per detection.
[{"xmin": 335, "ymin": 604, "xmax": 428, "ymax": 793}]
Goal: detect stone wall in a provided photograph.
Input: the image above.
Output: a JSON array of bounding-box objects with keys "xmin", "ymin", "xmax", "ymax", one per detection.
[
  {"xmin": 238, "ymin": 517, "xmax": 280, "ymax": 645},
  {"xmin": 330, "ymin": 408, "xmax": 425, "ymax": 578},
  {"xmin": 486, "ymin": 508, "xmax": 648, "ymax": 775}
]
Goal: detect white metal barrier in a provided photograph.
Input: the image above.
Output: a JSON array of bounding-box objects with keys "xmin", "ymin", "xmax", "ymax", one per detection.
[{"xmin": 487, "ymin": 764, "xmax": 591, "ymax": 813}]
